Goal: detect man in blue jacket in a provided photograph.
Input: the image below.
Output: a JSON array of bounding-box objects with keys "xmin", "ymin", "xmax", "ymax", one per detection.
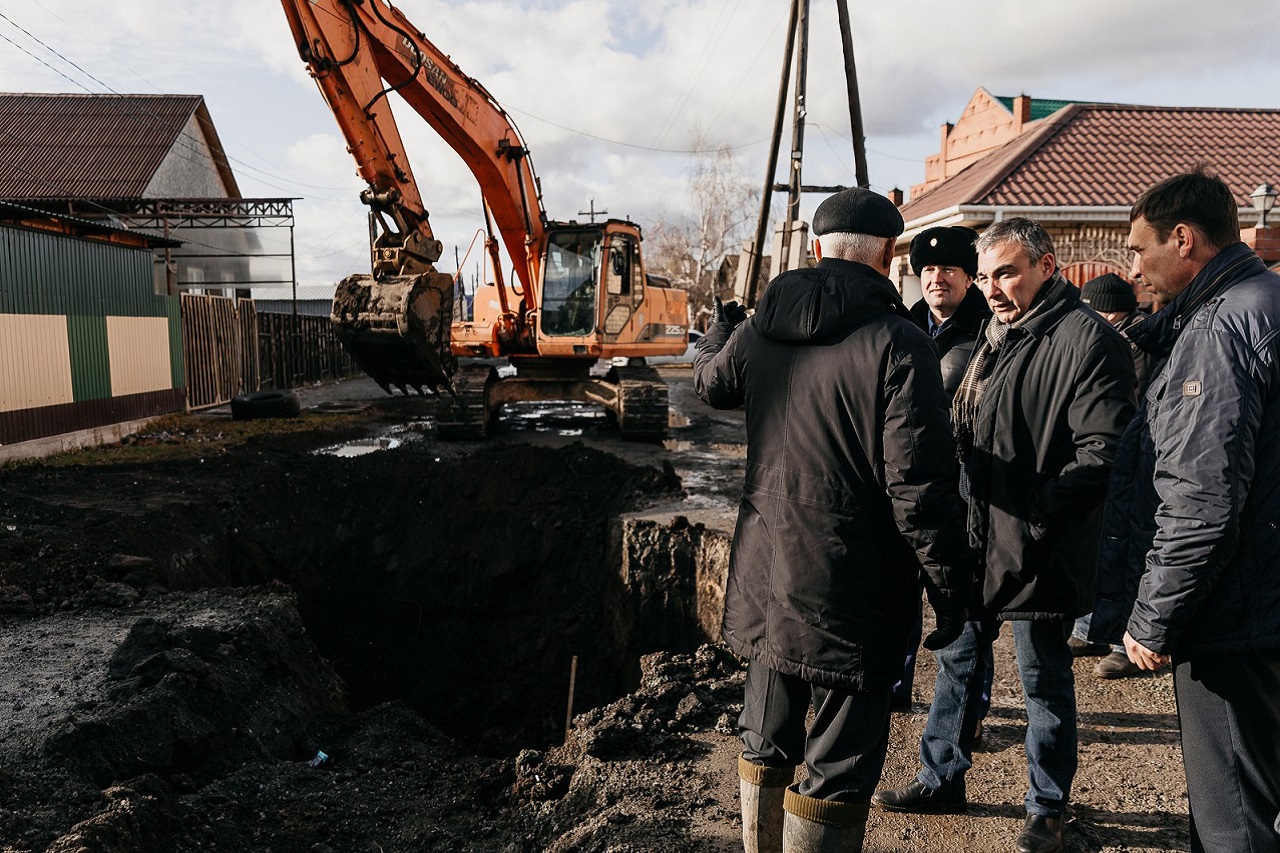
[
  {"xmin": 694, "ymin": 187, "xmax": 974, "ymax": 853},
  {"xmin": 1091, "ymin": 167, "xmax": 1280, "ymax": 853}
]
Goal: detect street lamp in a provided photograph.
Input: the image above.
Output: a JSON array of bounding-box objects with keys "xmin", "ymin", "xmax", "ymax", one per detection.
[{"xmin": 1251, "ymin": 182, "xmax": 1277, "ymax": 228}]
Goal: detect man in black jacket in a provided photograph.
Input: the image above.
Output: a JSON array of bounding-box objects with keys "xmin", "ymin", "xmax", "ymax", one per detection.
[
  {"xmin": 1091, "ymin": 168, "xmax": 1280, "ymax": 853},
  {"xmin": 873, "ymin": 218, "xmax": 1135, "ymax": 853},
  {"xmin": 1071, "ymin": 272, "xmax": 1153, "ymax": 679},
  {"xmin": 894, "ymin": 227, "xmax": 993, "ymax": 712},
  {"xmin": 695, "ymin": 187, "xmax": 973, "ymax": 853},
  {"xmin": 908, "ymin": 225, "xmax": 991, "ymax": 398}
]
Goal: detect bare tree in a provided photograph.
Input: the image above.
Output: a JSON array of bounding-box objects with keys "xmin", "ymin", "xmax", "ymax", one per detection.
[{"xmin": 646, "ymin": 133, "xmax": 759, "ymax": 329}]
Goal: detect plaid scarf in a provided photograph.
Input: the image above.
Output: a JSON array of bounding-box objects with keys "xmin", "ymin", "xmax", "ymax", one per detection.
[{"xmin": 952, "ymin": 273, "xmax": 1070, "ymax": 466}]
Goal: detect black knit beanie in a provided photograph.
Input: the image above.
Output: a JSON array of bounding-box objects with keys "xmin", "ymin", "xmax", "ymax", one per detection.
[{"xmin": 1080, "ymin": 273, "xmax": 1136, "ymax": 313}]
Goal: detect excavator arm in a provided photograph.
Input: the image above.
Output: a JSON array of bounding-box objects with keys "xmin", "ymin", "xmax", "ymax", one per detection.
[
  {"xmin": 282, "ymin": 0, "xmax": 547, "ymax": 288},
  {"xmin": 281, "ymin": 0, "xmax": 550, "ymax": 390}
]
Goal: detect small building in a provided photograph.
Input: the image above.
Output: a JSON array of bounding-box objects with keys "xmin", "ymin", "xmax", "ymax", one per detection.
[
  {"xmin": 0, "ymin": 202, "xmax": 182, "ymax": 460},
  {"xmin": 892, "ymin": 89, "xmax": 1280, "ymax": 305}
]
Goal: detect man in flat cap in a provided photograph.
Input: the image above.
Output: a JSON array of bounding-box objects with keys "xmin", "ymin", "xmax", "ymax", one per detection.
[
  {"xmin": 893, "ymin": 226, "xmax": 994, "ymax": 715},
  {"xmin": 695, "ymin": 187, "xmax": 974, "ymax": 852},
  {"xmin": 875, "ymin": 217, "xmax": 1134, "ymax": 853}
]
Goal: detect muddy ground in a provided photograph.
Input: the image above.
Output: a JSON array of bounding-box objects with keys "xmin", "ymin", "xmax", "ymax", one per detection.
[{"xmin": 0, "ymin": 370, "xmax": 1188, "ymax": 852}]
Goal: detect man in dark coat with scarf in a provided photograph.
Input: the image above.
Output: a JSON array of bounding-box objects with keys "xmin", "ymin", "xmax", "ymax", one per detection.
[
  {"xmin": 1091, "ymin": 168, "xmax": 1280, "ymax": 853},
  {"xmin": 873, "ymin": 217, "xmax": 1134, "ymax": 853},
  {"xmin": 694, "ymin": 187, "xmax": 974, "ymax": 853}
]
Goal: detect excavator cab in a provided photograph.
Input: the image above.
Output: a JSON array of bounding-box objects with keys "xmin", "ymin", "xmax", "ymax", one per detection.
[{"xmin": 541, "ymin": 229, "xmax": 602, "ymax": 337}]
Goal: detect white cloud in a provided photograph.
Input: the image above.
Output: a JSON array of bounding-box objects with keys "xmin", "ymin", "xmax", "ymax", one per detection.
[{"xmin": 1, "ymin": 0, "xmax": 1276, "ymax": 288}]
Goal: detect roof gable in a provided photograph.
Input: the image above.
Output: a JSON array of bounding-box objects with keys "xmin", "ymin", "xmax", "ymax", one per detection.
[{"xmin": 0, "ymin": 93, "xmax": 239, "ymax": 199}]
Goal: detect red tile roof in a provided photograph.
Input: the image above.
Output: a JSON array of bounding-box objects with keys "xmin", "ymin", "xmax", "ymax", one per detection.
[
  {"xmin": 900, "ymin": 104, "xmax": 1280, "ymax": 223},
  {"xmin": 0, "ymin": 93, "xmax": 238, "ymax": 199}
]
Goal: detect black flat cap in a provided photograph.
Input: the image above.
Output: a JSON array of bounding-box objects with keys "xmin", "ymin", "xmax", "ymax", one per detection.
[
  {"xmin": 910, "ymin": 226, "xmax": 979, "ymax": 277},
  {"xmin": 812, "ymin": 187, "xmax": 904, "ymax": 238}
]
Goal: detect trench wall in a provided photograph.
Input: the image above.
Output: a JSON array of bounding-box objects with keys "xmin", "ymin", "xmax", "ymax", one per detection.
[{"xmin": 606, "ymin": 514, "xmax": 731, "ymax": 667}]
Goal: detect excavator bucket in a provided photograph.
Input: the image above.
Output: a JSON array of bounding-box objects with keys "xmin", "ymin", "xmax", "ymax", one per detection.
[{"xmin": 330, "ymin": 272, "xmax": 458, "ymax": 394}]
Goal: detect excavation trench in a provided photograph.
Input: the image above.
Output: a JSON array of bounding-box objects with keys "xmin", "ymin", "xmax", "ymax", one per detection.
[{"xmin": 104, "ymin": 441, "xmax": 726, "ymax": 756}]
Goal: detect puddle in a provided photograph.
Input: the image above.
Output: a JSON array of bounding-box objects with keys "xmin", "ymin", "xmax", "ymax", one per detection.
[
  {"xmin": 506, "ymin": 402, "xmax": 605, "ymax": 434},
  {"xmin": 315, "ymin": 437, "xmax": 404, "ymax": 457}
]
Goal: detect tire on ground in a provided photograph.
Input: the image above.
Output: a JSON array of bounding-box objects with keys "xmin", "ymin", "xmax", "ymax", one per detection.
[{"xmin": 230, "ymin": 390, "xmax": 302, "ymax": 420}]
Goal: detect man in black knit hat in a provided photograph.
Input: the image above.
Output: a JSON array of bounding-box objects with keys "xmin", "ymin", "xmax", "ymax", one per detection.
[{"xmin": 1072, "ymin": 272, "xmax": 1152, "ymax": 678}]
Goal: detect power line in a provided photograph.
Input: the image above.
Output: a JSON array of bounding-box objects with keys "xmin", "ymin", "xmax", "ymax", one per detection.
[{"xmin": 505, "ymin": 104, "xmax": 770, "ymax": 154}]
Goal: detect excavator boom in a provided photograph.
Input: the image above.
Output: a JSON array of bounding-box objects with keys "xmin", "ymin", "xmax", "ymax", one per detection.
[{"xmin": 282, "ymin": 0, "xmax": 547, "ymax": 287}]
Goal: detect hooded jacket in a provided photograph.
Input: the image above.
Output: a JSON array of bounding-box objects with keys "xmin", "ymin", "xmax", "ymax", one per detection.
[
  {"xmin": 1091, "ymin": 243, "xmax": 1280, "ymax": 655},
  {"xmin": 963, "ymin": 276, "xmax": 1135, "ymax": 620},
  {"xmin": 693, "ymin": 257, "xmax": 973, "ymax": 691},
  {"xmin": 909, "ymin": 285, "xmax": 991, "ymax": 398}
]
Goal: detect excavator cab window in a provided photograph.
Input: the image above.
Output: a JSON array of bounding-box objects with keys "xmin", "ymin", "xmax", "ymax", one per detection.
[
  {"xmin": 606, "ymin": 241, "xmax": 630, "ymax": 296},
  {"xmin": 542, "ymin": 229, "xmax": 603, "ymax": 336}
]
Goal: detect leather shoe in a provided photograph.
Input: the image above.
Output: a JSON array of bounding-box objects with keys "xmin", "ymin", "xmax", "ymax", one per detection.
[
  {"xmin": 1094, "ymin": 651, "xmax": 1141, "ymax": 679},
  {"xmin": 871, "ymin": 778, "xmax": 966, "ymax": 813},
  {"xmin": 1016, "ymin": 814, "xmax": 1064, "ymax": 853}
]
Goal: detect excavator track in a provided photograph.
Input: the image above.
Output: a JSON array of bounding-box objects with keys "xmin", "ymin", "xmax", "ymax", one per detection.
[
  {"xmin": 436, "ymin": 364, "xmax": 496, "ymax": 439},
  {"xmin": 611, "ymin": 366, "xmax": 669, "ymax": 441}
]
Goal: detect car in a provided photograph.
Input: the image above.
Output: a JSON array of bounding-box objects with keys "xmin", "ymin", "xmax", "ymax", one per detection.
[{"xmin": 611, "ymin": 330, "xmax": 702, "ymax": 368}]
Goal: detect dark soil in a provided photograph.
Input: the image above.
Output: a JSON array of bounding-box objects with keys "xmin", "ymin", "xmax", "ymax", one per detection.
[{"xmin": 0, "ymin": 372, "xmax": 1189, "ymax": 852}]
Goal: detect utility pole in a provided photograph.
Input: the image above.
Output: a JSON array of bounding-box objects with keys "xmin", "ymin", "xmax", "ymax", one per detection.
[
  {"xmin": 578, "ymin": 199, "xmax": 607, "ymax": 223},
  {"xmin": 740, "ymin": 0, "xmax": 871, "ymax": 308}
]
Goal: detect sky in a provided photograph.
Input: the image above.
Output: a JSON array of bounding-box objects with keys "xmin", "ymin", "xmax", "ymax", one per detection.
[{"xmin": 1, "ymin": 0, "xmax": 1277, "ymax": 293}]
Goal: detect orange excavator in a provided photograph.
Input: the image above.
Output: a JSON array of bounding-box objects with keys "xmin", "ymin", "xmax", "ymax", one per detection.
[{"xmin": 280, "ymin": 0, "xmax": 688, "ymax": 438}]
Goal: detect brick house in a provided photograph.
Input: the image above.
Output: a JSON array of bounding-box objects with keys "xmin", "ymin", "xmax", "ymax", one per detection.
[{"xmin": 891, "ymin": 88, "xmax": 1280, "ymax": 305}]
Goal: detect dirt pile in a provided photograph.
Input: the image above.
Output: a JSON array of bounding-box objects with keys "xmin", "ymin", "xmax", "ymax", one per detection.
[{"xmin": 0, "ymin": 437, "xmax": 746, "ymax": 852}]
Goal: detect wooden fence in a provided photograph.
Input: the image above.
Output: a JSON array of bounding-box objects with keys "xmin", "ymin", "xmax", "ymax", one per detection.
[
  {"xmin": 181, "ymin": 295, "xmax": 356, "ymax": 410},
  {"xmin": 181, "ymin": 294, "xmax": 258, "ymax": 409},
  {"xmin": 257, "ymin": 311, "xmax": 356, "ymax": 390}
]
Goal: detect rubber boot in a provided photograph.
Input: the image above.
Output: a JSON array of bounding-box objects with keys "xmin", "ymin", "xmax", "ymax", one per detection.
[
  {"xmin": 782, "ymin": 784, "xmax": 870, "ymax": 853},
  {"xmin": 738, "ymin": 756, "xmax": 794, "ymax": 853}
]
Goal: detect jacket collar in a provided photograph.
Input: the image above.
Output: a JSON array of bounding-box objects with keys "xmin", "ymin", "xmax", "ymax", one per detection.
[
  {"xmin": 1129, "ymin": 242, "xmax": 1268, "ymax": 357},
  {"xmin": 754, "ymin": 258, "xmax": 909, "ymax": 343}
]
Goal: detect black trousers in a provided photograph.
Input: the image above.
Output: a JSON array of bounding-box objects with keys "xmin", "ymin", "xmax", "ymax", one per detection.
[
  {"xmin": 1175, "ymin": 648, "xmax": 1280, "ymax": 853},
  {"xmin": 738, "ymin": 659, "xmax": 892, "ymax": 802}
]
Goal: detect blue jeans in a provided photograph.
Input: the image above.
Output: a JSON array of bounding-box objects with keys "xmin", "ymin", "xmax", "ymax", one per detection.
[
  {"xmin": 917, "ymin": 619, "xmax": 1077, "ymax": 817},
  {"xmin": 894, "ymin": 596, "xmax": 994, "ymax": 723}
]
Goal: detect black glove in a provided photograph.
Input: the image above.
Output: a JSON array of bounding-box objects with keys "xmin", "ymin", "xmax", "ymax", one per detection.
[
  {"xmin": 922, "ymin": 601, "xmax": 968, "ymax": 651},
  {"xmin": 713, "ymin": 296, "xmax": 748, "ymax": 328}
]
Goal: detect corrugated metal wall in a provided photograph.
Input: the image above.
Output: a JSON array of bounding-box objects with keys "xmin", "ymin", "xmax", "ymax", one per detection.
[{"xmin": 0, "ymin": 225, "xmax": 185, "ymax": 446}]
